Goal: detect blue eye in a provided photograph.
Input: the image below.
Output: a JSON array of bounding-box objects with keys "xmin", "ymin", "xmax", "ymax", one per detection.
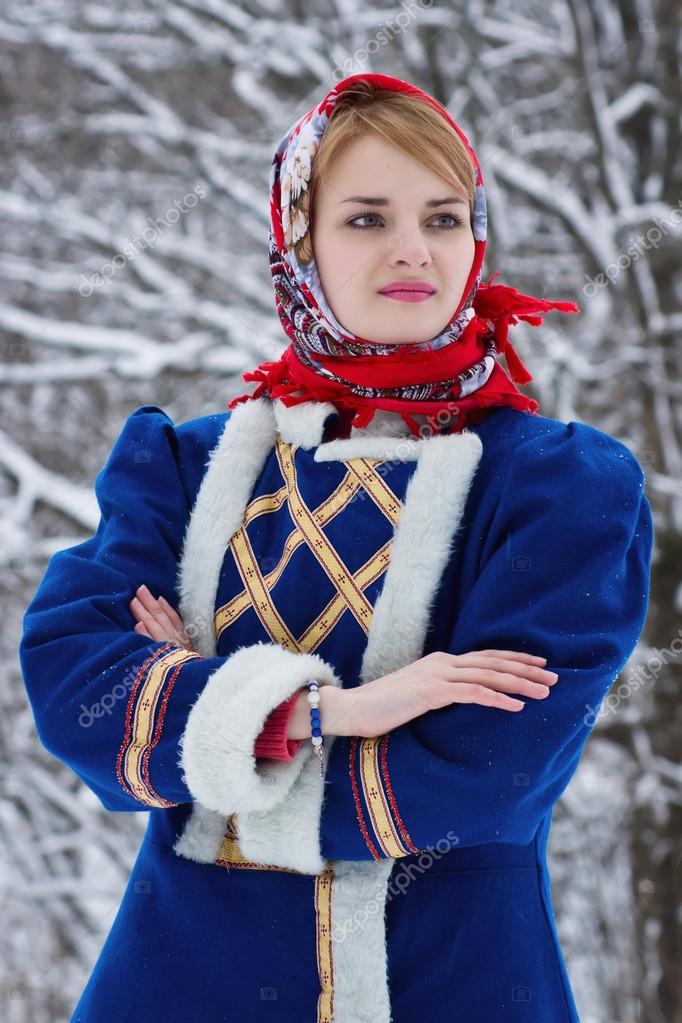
[{"xmin": 347, "ymin": 212, "xmax": 465, "ymax": 230}]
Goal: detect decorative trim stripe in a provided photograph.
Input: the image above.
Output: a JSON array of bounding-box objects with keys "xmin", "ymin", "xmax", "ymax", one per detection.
[
  {"xmin": 379, "ymin": 734, "xmax": 419, "ymax": 855},
  {"xmin": 359, "ymin": 736, "xmax": 415, "ymax": 858},
  {"xmin": 344, "ymin": 460, "xmax": 403, "ymax": 523},
  {"xmin": 297, "ymin": 541, "xmax": 393, "ymax": 650},
  {"xmin": 214, "ymin": 469, "xmax": 364, "ymax": 643},
  {"xmin": 348, "ymin": 737, "xmax": 382, "ymax": 860},
  {"xmin": 315, "ymin": 868, "xmax": 335, "ymax": 1023},
  {"xmin": 214, "ymin": 449, "xmax": 400, "ymax": 647},
  {"xmin": 230, "ymin": 524, "xmax": 299, "ymax": 648},
  {"xmin": 276, "ymin": 440, "xmax": 376, "ymax": 632},
  {"xmin": 117, "ymin": 642, "xmax": 201, "ymax": 807}
]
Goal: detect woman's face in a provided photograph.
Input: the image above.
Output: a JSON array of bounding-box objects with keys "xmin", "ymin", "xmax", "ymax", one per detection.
[{"xmin": 310, "ymin": 134, "xmax": 475, "ymax": 346}]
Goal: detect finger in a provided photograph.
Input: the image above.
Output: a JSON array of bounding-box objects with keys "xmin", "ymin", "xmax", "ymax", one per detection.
[
  {"xmin": 131, "ymin": 604, "xmax": 169, "ymax": 642},
  {"xmin": 472, "ymin": 649, "xmax": 547, "ymax": 664},
  {"xmin": 132, "ymin": 588, "xmax": 182, "ymax": 641},
  {"xmin": 452, "ymin": 654, "xmax": 558, "ymax": 685},
  {"xmin": 134, "ymin": 621, "xmax": 152, "ymax": 639},
  {"xmin": 132, "ymin": 590, "xmax": 193, "ymax": 650},
  {"xmin": 158, "ymin": 596, "xmax": 191, "ymax": 641},
  {"xmin": 136, "ymin": 587, "xmax": 191, "ymax": 645},
  {"xmin": 447, "ymin": 667, "xmax": 551, "ymax": 698},
  {"xmin": 453, "ymin": 683, "xmax": 526, "ymax": 712}
]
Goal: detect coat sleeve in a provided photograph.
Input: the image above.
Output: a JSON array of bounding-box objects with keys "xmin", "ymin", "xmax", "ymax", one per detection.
[
  {"xmin": 19, "ymin": 406, "xmax": 338, "ymax": 814},
  {"xmin": 235, "ymin": 421, "xmax": 654, "ymax": 871}
]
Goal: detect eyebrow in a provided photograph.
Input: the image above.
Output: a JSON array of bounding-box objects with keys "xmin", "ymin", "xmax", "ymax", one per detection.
[{"xmin": 338, "ymin": 196, "xmax": 468, "ymax": 207}]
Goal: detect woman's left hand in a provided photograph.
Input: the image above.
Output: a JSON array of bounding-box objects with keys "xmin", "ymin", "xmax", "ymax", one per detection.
[{"xmin": 129, "ymin": 584, "xmax": 194, "ymax": 651}]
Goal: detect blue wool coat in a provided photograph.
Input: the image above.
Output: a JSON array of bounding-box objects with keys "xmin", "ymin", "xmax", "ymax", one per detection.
[{"xmin": 19, "ymin": 395, "xmax": 653, "ymax": 1023}]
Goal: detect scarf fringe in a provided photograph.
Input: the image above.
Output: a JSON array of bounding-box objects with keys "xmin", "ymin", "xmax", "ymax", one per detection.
[{"xmin": 473, "ymin": 273, "xmax": 579, "ymax": 385}]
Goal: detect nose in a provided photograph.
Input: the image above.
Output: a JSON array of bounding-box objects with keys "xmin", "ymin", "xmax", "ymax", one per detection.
[{"xmin": 387, "ymin": 230, "xmax": 432, "ymax": 268}]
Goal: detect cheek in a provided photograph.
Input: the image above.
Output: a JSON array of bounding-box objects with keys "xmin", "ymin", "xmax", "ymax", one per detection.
[
  {"xmin": 321, "ymin": 234, "xmax": 367, "ymax": 285},
  {"xmin": 445, "ymin": 234, "xmax": 475, "ymax": 275}
]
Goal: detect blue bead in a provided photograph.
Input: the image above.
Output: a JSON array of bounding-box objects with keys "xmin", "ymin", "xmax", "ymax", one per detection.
[{"xmin": 312, "ymin": 727, "xmax": 322, "ymax": 737}]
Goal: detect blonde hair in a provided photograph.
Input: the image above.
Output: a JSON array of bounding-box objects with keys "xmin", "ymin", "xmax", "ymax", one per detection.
[{"xmin": 297, "ymin": 79, "xmax": 477, "ymax": 264}]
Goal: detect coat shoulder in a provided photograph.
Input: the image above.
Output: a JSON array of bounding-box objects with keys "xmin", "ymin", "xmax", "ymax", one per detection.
[
  {"xmin": 470, "ymin": 407, "xmax": 646, "ymax": 493},
  {"xmin": 120, "ymin": 404, "xmax": 231, "ymax": 507}
]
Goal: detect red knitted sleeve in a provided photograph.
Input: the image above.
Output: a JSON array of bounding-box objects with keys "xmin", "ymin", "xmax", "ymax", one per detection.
[{"xmin": 254, "ymin": 690, "xmax": 305, "ymax": 760}]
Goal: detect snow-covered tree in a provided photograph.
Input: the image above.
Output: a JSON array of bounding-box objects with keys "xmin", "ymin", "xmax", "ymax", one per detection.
[{"xmin": 1, "ymin": 3, "xmax": 679, "ymax": 1021}]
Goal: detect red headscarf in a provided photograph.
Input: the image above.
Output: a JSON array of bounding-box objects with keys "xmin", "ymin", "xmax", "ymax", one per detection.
[{"xmin": 229, "ymin": 73, "xmax": 579, "ymax": 438}]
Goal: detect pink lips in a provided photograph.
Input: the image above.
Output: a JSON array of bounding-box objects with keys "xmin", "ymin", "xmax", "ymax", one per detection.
[{"xmin": 378, "ymin": 282, "xmax": 436, "ymax": 303}]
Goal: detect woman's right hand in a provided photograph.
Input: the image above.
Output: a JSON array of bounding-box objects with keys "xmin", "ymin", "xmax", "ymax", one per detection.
[{"xmin": 324, "ymin": 649, "xmax": 559, "ymax": 739}]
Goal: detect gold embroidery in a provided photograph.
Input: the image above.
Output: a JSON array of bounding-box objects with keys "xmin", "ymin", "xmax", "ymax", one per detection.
[
  {"xmin": 315, "ymin": 867, "xmax": 335, "ymax": 1022},
  {"xmin": 359, "ymin": 738, "xmax": 412, "ymax": 857},
  {"xmin": 276, "ymin": 441, "xmax": 375, "ymax": 632},
  {"xmin": 297, "ymin": 541, "xmax": 393, "ymax": 648},
  {"xmin": 214, "ymin": 437, "xmax": 403, "ymax": 655},
  {"xmin": 214, "ymin": 471, "xmax": 364, "ymax": 642},
  {"xmin": 230, "ymin": 524, "xmax": 299, "ymax": 648},
  {"xmin": 123, "ymin": 647, "xmax": 201, "ymax": 807}
]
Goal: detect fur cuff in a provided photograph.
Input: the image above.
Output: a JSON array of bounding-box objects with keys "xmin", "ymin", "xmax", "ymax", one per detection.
[
  {"xmin": 236, "ymin": 736, "xmax": 336, "ymax": 874},
  {"xmin": 179, "ymin": 642, "xmax": 342, "ymax": 815}
]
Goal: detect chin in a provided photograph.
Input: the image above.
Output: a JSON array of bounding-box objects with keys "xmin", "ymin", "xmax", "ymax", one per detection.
[{"xmin": 356, "ymin": 320, "xmax": 434, "ymax": 347}]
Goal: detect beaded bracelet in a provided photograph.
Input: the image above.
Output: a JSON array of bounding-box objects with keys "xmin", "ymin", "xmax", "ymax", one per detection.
[{"xmin": 306, "ymin": 679, "xmax": 324, "ymax": 778}]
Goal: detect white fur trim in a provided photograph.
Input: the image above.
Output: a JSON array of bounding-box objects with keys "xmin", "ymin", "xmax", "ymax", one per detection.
[
  {"xmin": 347, "ymin": 407, "xmax": 413, "ymax": 439},
  {"xmin": 175, "ymin": 398, "xmax": 276, "ymax": 658},
  {"xmin": 314, "ymin": 435, "xmax": 423, "ymax": 463},
  {"xmin": 179, "ymin": 641, "xmax": 343, "ymax": 816},
  {"xmin": 272, "ymin": 396, "xmax": 338, "ymax": 448},
  {"xmin": 331, "ymin": 860, "xmax": 395, "ymax": 1022},
  {"xmin": 172, "ymin": 802, "xmax": 227, "ymax": 863},
  {"xmin": 237, "ymin": 737, "xmax": 336, "ymax": 874},
  {"xmin": 361, "ymin": 431, "xmax": 483, "ymax": 682},
  {"xmin": 273, "ymin": 395, "xmax": 421, "ymax": 458}
]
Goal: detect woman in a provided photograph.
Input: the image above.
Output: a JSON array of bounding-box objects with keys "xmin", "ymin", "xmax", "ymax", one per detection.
[{"xmin": 20, "ymin": 73, "xmax": 653, "ymax": 1022}]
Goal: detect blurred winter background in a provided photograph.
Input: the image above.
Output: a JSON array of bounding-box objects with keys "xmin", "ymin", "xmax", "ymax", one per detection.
[{"xmin": 1, "ymin": 1, "xmax": 680, "ymax": 1021}]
